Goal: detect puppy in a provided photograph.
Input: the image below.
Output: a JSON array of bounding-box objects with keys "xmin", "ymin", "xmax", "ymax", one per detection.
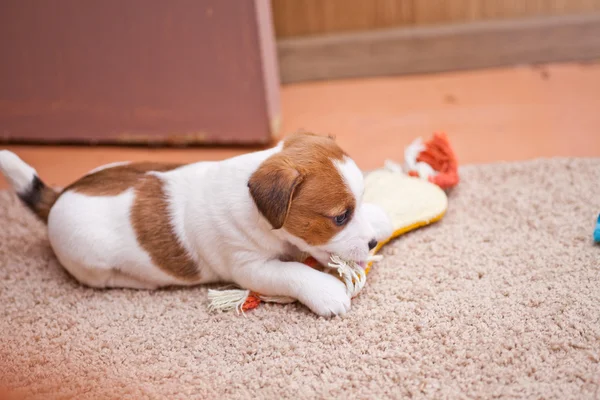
[{"xmin": 0, "ymin": 132, "xmax": 392, "ymax": 317}]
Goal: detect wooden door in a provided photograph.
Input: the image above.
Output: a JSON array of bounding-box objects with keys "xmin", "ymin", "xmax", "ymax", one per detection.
[{"xmin": 0, "ymin": 0, "xmax": 280, "ymax": 145}]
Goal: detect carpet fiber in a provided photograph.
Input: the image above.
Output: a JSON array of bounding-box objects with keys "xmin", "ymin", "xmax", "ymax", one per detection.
[{"xmin": 1, "ymin": 158, "xmax": 599, "ymax": 399}]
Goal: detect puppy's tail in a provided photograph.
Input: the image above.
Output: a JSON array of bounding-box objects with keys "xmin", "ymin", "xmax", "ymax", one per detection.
[{"xmin": 0, "ymin": 150, "xmax": 59, "ymax": 223}]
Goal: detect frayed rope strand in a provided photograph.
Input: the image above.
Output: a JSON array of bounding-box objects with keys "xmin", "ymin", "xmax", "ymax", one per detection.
[
  {"xmin": 207, "ymin": 289, "xmax": 251, "ymax": 314},
  {"xmin": 328, "ymin": 255, "xmax": 366, "ymax": 298}
]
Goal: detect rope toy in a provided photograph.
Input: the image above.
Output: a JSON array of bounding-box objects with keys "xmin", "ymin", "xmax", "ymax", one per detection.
[
  {"xmin": 207, "ymin": 132, "xmax": 458, "ymax": 314},
  {"xmin": 207, "ymin": 254, "xmax": 383, "ymax": 314},
  {"xmin": 404, "ymin": 132, "xmax": 459, "ymax": 190}
]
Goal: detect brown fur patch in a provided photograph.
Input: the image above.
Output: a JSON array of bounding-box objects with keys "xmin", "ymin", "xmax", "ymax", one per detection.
[
  {"xmin": 282, "ymin": 131, "xmax": 345, "ymax": 159},
  {"xmin": 130, "ymin": 174, "xmax": 200, "ymax": 281},
  {"xmin": 249, "ymin": 132, "xmax": 354, "ymax": 245},
  {"xmin": 64, "ymin": 162, "xmax": 183, "ymax": 196},
  {"xmin": 35, "ymin": 185, "xmax": 59, "ymax": 222},
  {"xmin": 18, "ymin": 176, "xmax": 59, "ymax": 223}
]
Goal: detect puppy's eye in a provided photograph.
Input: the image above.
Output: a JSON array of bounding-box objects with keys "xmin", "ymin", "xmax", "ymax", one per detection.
[{"xmin": 333, "ymin": 210, "xmax": 349, "ymax": 226}]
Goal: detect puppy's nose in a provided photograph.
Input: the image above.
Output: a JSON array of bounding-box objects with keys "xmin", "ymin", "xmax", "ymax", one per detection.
[{"xmin": 368, "ymin": 239, "xmax": 378, "ymax": 251}]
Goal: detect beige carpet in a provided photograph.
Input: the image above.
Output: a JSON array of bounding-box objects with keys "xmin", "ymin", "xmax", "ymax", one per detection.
[{"xmin": 1, "ymin": 158, "xmax": 599, "ymax": 399}]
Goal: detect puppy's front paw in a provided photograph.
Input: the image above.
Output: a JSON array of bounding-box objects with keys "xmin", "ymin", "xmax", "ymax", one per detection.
[{"xmin": 298, "ymin": 273, "xmax": 351, "ymax": 317}]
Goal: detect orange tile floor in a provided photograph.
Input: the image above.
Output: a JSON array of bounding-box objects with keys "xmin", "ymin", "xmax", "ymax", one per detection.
[{"xmin": 1, "ymin": 62, "xmax": 600, "ymax": 190}]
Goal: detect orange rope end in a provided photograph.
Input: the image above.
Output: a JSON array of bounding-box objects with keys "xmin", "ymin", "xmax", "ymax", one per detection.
[
  {"xmin": 241, "ymin": 293, "xmax": 262, "ymax": 311},
  {"xmin": 416, "ymin": 132, "xmax": 459, "ymax": 190},
  {"xmin": 303, "ymin": 256, "xmax": 320, "ymax": 268}
]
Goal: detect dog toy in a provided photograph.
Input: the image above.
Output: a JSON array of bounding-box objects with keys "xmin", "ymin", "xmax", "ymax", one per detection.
[
  {"xmin": 207, "ymin": 132, "xmax": 457, "ymax": 314},
  {"xmin": 207, "ymin": 254, "xmax": 382, "ymax": 314},
  {"xmin": 402, "ymin": 132, "xmax": 459, "ymax": 190},
  {"xmin": 594, "ymin": 214, "xmax": 600, "ymax": 243}
]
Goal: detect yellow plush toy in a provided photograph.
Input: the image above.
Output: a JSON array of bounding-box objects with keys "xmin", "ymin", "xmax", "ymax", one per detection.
[{"xmin": 208, "ymin": 133, "xmax": 457, "ymax": 314}]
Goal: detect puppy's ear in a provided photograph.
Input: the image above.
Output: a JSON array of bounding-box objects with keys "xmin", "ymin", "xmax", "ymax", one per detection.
[{"xmin": 248, "ymin": 155, "xmax": 304, "ymax": 229}]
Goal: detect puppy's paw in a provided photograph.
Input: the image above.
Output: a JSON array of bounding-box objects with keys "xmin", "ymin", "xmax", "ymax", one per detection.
[{"xmin": 298, "ymin": 273, "xmax": 351, "ymax": 317}]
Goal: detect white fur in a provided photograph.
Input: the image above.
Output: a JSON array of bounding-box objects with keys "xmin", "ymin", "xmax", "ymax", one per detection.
[
  {"xmin": 335, "ymin": 156, "xmax": 364, "ymax": 202},
  {"xmin": 48, "ymin": 190, "xmax": 187, "ymax": 289},
  {"xmin": 1, "ymin": 143, "xmax": 390, "ymax": 317},
  {"xmin": 363, "ymin": 202, "xmax": 394, "ymax": 241},
  {"xmin": 0, "ymin": 150, "xmax": 38, "ymax": 194}
]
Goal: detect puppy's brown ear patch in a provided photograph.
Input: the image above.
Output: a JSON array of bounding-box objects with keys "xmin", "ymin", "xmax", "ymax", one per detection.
[{"xmin": 248, "ymin": 155, "xmax": 304, "ymax": 230}]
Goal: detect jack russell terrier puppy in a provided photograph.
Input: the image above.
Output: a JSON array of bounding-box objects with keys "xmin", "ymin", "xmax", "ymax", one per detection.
[{"xmin": 0, "ymin": 132, "xmax": 392, "ymax": 317}]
